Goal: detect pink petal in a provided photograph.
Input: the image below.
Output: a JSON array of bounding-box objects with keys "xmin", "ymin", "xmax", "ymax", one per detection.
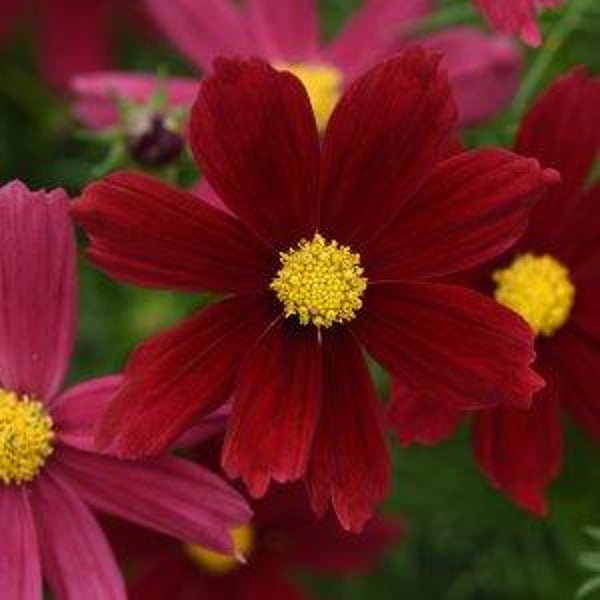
[
  {"xmin": 71, "ymin": 71, "xmax": 199, "ymax": 130},
  {"xmin": 325, "ymin": 0, "xmax": 432, "ymax": 78},
  {"xmin": 0, "ymin": 181, "xmax": 75, "ymax": 402},
  {"xmin": 0, "ymin": 488, "xmax": 41, "ymax": 600},
  {"xmin": 174, "ymin": 404, "xmax": 230, "ymax": 449},
  {"xmin": 421, "ymin": 28, "xmax": 520, "ymax": 126},
  {"xmin": 30, "ymin": 469, "xmax": 125, "ymax": 599},
  {"xmin": 53, "ymin": 375, "xmax": 122, "ymax": 453},
  {"xmin": 143, "ymin": 0, "xmax": 251, "ymax": 71},
  {"xmin": 246, "ymin": 0, "xmax": 319, "ymax": 62},
  {"xmin": 56, "ymin": 446, "xmax": 251, "ymax": 554},
  {"xmin": 0, "ymin": 0, "xmax": 23, "ymax": 43}
]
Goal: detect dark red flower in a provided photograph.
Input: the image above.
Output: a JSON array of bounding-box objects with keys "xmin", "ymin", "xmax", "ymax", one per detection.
[
  {"xmin": 390, "ymin": 68, "xmax": 600, "ymax": 516},
  {"xmin": 104, "ymin": 473, "xmax": 400, "ymax": 600},
  {"xmin": 72, "ymin": 48, "xmax": 557, "ymax": 531}
]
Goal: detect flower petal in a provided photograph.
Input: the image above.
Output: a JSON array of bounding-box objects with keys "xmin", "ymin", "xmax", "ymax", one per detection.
[
  {"xmin": 143, "ymin": 0, "xmax": 251, "ymax": 70},
  {"xmin": 53, "ymin": 375, "xmax": 122, "ymax": 453},
  {"xmin": 325, "ymin": 0, "xmax": 431, "ymax": 79},
  {"xmin": 247, "ymin": 0, "xmax": 319, "ymax": 62},
  {"xmin": 190, "ymin": 58, "xmax": 320, "ymax": 250},
  {"xmin": 473, "ymin": 371, "xmax": 562, "ymax": 515},
  {"xmin": 319, "ymin": 47, "xmax": 457, "ymax": 249},
  {"xmin": 306, "ymin": 328, "xmax": 390, "ymax": 533},
  {"xmin": 516, "ymin": 68, "xmax": 600, "ymax": 249},
  {"xmin": 422, "ymin": 28, "xmax": 520, "ymax": 126},
  {"xmin": 0, "ymin": 181, "xmax": 75, "ymax": 401},
  {"xmin": 223, "ymin": 319, "xmax": 322, "ymax": 497},
  {"xmin": 72, "ymin": 171, "xmax": 274, "ymax": 294},
  {"xmin": 364, "ymin": 149, "xmax": 559, "ymax": 281},
  {"xmin": 0, "ymin": 488, "xmax": 41, "ymax": 600},
  {"xmin": 30, "ymin": 469, "xmax": 125, "ymax": 599},
  {"xmin": 71, "ymin": 72, "xmax": 199, "ymax": 129},
  {"xmin": 56, "ymin": 446, "xmax": 251, "ymax": 554},
  {"xmin": 389, "ymin": 379, "xmax": 464, "ymax": 446},
  {"xmin": 96, "ymin": 295, "xmax": 274, "ymax": 457},
  {"xmin": 353, "ymin": 281, "xmax": 543, "ymax": 410}
]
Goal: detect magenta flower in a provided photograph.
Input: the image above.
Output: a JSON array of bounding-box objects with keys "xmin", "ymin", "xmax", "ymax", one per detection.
[
  {"xmin": 0, "ymin": 181, "xmax": 250, "ymax": 599},
  {"xmin": 473, "ymin": 0, "xmax": 564, "ymax": 47},
  {"xmin": 72, "ymin": 0, "xmax": 520, "ymax": 131}
]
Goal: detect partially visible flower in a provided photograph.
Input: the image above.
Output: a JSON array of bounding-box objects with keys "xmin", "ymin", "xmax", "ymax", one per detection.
[
  {"xmin": 0, "ymin": 181, "xmax": 250, "ymax": 598},
  {"xmin": 105, "ymin": 439, "xmax": 400, "ymax": 600},
  {"xmin": 72, "ymin": 0, "xmax": 520, "ymax": 132},
  {"xmin": 473, "ymin": 0, "xmax": 564, "ymax": 47},
  {"xmin": 72, "ymin": 51, "xmax": 556, "ymax": 531},
  {"xmin": 390, "ymin": 68, "xmax": 600, "ymax": 516},
  {"xmin": 0, "ymin": 0, "xmax": 147, "ymax": 90}
]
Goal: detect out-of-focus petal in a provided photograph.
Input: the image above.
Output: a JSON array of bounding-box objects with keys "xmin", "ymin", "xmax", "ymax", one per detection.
[
  {"xmin": 190, "ymin": 58, "xmax": 320, "ymax": 250},
  {"xmin": 30, "ymin": 469, "xmax": 125, "ymax": 599},
  {"xmin": 56, "ymin": 446, "xmax": 251, "ymax": 555},
  {"xmin": 306, "ymin": 328, "xmax": 390, "ymax": 533},
  {"xmin": 319, "ymin": 48, "xmax": 456, "ymax": 250},
  {"xmin": 143, "ymin": 0, "xmax": 251, "ymax": 71},
  {"xmin": 0, "ymin": 181, "xmax": 75, "ymax": 402},
  {"xmin": 223, "ymin": 319, "xmax": 322, "ymax": 497},
  {"xmin": 0, "ymin": 487, "xmax": 41, "ymax": 600}
]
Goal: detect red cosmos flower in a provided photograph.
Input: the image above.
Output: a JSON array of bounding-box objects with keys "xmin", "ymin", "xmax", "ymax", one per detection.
[
  {"xmin": 390, "ymin": 69, "xmax": 600, "ymax": 515},
  {"xmin": 104, "ymin": 439, "xmax": 400, "ymax": 600},
  {"xmin": 473, "ymin": 0, "xmax": 563, "ymax": 47},
  {"xmin": 71, "ymin": 48, "xmax": 558, "ymax": 531},
  {"xmin": 0, "ymin": 182, "xmax": 250, "ymax": 599}
]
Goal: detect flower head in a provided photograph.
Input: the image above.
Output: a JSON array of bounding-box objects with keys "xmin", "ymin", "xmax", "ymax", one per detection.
[
  {"xmin": 390, "ymin": 67, "xmax": 600, "ymax": 516},
  {"xmin": 72, "ymin": 49, "xmax": 558, "ymax": 532},
  {"xmin": 0, "ymin": 181, "xmax": 250, "ymax": 598}
]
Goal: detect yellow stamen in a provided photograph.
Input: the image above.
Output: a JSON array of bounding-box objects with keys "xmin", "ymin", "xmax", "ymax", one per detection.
[
  {"xmin": 493, "ymin": 253, "xmax": 575, "ymax": 337},
  {"xmin": 277, "ymin": 62, "xmax": 342, "ymax": 131},
  {"xmin": 271, "ymin": 234, "xmax": 367, "ymax": 328},
  {"xmin": 185, "ymin": 524, "xmax": 254, "ymax": 576},
  {"xmin": 0, "ymin": 390, "xmax": 54, "ymax": 485}
]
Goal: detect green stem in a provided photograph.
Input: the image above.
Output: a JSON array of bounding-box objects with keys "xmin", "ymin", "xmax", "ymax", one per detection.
[{"xmin": 511, "ymin": 0, "xmax": 594, "ymax": 117}]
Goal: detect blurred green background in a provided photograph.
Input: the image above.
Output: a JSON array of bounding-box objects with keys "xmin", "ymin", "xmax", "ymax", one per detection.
[{"xmin": 1, "ymin": 1, "xmax": 599, "ymax": 598}]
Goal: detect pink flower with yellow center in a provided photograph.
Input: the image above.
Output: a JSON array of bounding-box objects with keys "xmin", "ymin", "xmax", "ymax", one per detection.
[{"xmin": 0, "ymin": 181, "xmax": 250, "ymax": 598}]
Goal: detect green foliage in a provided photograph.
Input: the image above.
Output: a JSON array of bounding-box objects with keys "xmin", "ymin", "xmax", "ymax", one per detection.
[{"xmin": 1, "ymin": 1, "xmax": 599, "ymax": 598}]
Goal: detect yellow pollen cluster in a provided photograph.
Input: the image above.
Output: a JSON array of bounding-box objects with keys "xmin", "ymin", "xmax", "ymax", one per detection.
[
  {"xmin": 493, "ymin": 253, "xmax": 575, "ymax": 337},
  {"xmin": 0, "ymin": 389, "xmax": 54, "ymax": 485},
  {"xmin": 185, "ymin": 524, "xmax": 254, "ymax": 576},
  {"xmin": 271, "ymin": 234, "xmax": 367, "ymax": 328},
  {"xmin": 277, "ymin": 62, "xmax": 342, "ymax": 131}
]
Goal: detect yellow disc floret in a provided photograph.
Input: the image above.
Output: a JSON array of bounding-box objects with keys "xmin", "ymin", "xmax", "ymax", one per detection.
[
  {"xmin": 0, "ymin": 390, "xmax": 54, "ymax": 485},
  {"xmin": 271, "ymin": 234, "xmax": 367, "ymax": 328},
  {"xmin": 185, "ymin": 524, "xmax": 254, "ymax": 576},
  {"xmin": 277, "ymin": 62, "xmax": 342, "ymax": 131},
  {"xmin": 493, "ymin": 253, "xmax": 575, "ymax": 337}
]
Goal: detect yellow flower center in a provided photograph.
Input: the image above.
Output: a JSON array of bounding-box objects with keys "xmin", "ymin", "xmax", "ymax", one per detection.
[
  {"xmin": 185, "ymin": 524, "xmax": 254, "ymax": 576},
  {"xmin": 493, "ymin": 253, "xmax": 575, "ymax": 337},
  {"xmin": 277, "ymin": 62, "xmax": 342, "ymax": 131},
  {"xmin": 0, "ymin": 390, "xmax": 54, "ymax": 485},
  {"xmin": 271, "ymin": 234, "xmax": 367, "ymax": 328}
]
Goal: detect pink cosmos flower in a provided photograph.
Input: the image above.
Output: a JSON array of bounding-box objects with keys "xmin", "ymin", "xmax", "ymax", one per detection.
[
  {"xmin": 0, "ymin": 0, "xmax": 145, "ymax": 90},
  {"xmin": 0, "ymin": 181, "xmax": 251, "ymax": 599},
  {"xmin": 473, "ymin": 0, "xmax": 564, "ymax": 47},
  {"xmin": 72, "ymin": 0, "xmax": 521, "ymax": 131}
]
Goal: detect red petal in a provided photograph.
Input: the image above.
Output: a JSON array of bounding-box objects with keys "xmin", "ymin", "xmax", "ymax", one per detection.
[
  {"xmin": 473, "ymin": 369, "xmax": 563, "ymax": 515},
  {"xmin": 389, "ymin": 379, "xmax": 464, "ymax": 446},
  {"xmin": 365, "ymin": 149, "xmax": 558, "ymax": 281},
  {"xmin": 72, "ymin": 171, "xmax": 274, "ymax": 294},
  {"xmin": 516, "ymin": 68, "xmax": 600, "ymax": 249},
  {"xmin": 222, "ymin": 319, "xmax": 322, "ymax": 497},
  {"xmin": 353, "ymin": 281, "xmax": 543, "ymax": 410},
  {"xmin": 306, "ymin": 328, "xmax": 390, "ymax": 533},
  {"xmin": 190, "ymin": 58, "xmax": 320, "ymax": 250},
  {"xmin": 319, "ymin": 47, "xmax": 457, "ymax": 249},
  {"xmin": 96, "ymin": 295, "xmax": 274, "ymax": 457}
]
